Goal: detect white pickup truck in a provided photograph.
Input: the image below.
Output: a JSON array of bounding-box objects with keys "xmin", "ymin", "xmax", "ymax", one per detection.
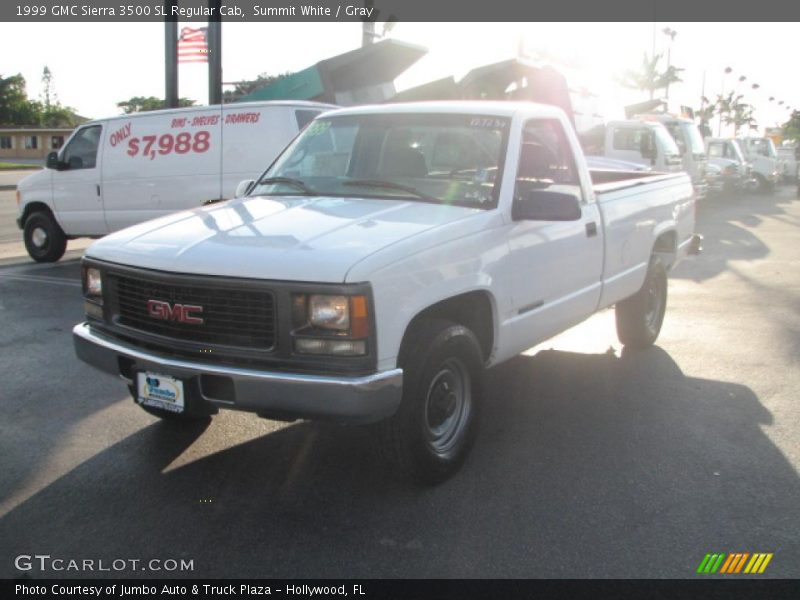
[{"xmin": 73, "ymin": 102, "xmax": 699, "ymax": 484}]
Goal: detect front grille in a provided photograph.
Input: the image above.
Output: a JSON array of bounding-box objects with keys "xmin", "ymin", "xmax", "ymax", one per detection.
[{"xmin": 109, "ymin": 273, "xmax": 275, "ymax": 350}]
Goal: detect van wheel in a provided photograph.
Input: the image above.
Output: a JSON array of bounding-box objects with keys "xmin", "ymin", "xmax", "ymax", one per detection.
[
  {"xmin": 616, "ymin": 258, "xmax": 667, "ymax": 349},
  {"xmin": 375, "ymin": 319, "xmax": 483, "ymax": 485},
  {"xmin": 23, "ymin": 211, "xmax": 67, "ymax": 263}
]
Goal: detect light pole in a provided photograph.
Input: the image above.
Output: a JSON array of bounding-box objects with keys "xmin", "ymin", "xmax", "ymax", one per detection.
[
  {"xmin": 718, "ymin": 66, "xmax": 732, "ymax": 136},
  {"xmin": 662, "ymin": 27, "xmax": 677, "ymax": 102}
]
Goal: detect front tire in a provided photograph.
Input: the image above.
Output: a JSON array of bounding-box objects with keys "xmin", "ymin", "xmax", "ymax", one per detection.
[
  {"xmin": 616, "ymin": 259, "xmax": 668, "ymax": 349},
  {"xmin": 376, "ymin": 319, "xmax": 484, "ymax": 485},
  {"xmin": 23, "ymin": 211, "xmax": 67, "ymax": 263},
  {"xmin": 754, "ymin": 174, "xmax": 774, "ymax": 195}
]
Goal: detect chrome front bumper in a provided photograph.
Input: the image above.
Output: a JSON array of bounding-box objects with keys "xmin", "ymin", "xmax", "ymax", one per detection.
[{"xmin": 73, "ymin": 323, "xmax": 403, "ymax": 423}]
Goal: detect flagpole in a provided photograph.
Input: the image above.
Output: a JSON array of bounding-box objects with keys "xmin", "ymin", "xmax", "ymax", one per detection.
[
  {"xmin": 208, "ymin": 0, "xmax": 222, "ymax": 105},
  {"xmin": 164, "ymin": 0, "xmax": 178, "ymax": 108}
]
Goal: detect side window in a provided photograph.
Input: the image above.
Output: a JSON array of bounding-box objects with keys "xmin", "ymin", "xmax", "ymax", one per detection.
[
  {"xmin": 295, "ymin": 110, "xmax": 321, "ymax": 131},
  {"xmin": 613, "ymin": 127, "xmax": 643, "ymax": 152},
  {"xmin": 515, "ymin": 118, "xmax": 582, "ymax": 202},
  {"xmin": 708, "ymin": 142, "xmax": 724, "ymax": 158},
  {"xmin": 62, "ymin": 125, "xmax": 102, "ymax": 170}
]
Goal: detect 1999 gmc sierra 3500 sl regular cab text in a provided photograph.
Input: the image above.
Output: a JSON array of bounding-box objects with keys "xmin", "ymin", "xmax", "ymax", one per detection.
[{"xmin": 73, "ymin": 101, "xmax": 700, "ymax": 484}]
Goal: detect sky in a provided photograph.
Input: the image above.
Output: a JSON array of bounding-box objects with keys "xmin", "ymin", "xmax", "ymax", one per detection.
[{"xmin": 0, "ymin": 21, "xmax": 798, "ymax": 136}]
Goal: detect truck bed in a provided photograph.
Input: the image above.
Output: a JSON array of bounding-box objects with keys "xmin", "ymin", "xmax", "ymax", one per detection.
[{"xmin": 590, "ymin": 169, "xmax": 686, "ymax": 193}]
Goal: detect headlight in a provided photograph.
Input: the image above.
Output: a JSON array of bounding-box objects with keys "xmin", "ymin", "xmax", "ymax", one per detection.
[
  {"xmin": 81, "ymin": 266, "xmax": 103, "ymax": 320},
  {"xmin": 85, "ymin": 268, "xmax": 103, "ymax": 297},
  {"xmin": 292, "ymin": 292, "xmax": 370, "ymax": 356},
  {"xmin": 309, "ymin": 294, "xmax": 349, "ymax": 330}
]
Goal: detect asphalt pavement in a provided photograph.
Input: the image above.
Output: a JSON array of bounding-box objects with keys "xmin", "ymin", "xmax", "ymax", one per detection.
[{"xmin": 0, "ymin": 186, "xmax": 798, "ymax": 579}]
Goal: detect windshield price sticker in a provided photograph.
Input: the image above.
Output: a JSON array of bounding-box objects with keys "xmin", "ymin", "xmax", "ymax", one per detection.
[
  {"xmin": 470, "ymin": 117, "xmax": 508, "ymax": 129},
  {"xmin": 306, "ymin": 121, "xmax": 332, "ymax": 137}
]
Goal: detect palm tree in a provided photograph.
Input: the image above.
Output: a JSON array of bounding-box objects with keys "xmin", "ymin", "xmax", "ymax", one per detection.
[
  {"xmin": 619, "ymin": 53, "xmax": 684, "ymax": 100},
  {"xmin": 716, "ymin": 92, "xmax": 757, "ymax": 136}
]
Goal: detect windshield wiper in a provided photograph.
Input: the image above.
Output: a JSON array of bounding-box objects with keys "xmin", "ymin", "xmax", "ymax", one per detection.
[
  {"xmin": 255, "ymin": 176, "xmax": 317, "ymax": 195},
  {"xmin": 343, "ymin": 179, "xmax": 438, "ymax": 203}
]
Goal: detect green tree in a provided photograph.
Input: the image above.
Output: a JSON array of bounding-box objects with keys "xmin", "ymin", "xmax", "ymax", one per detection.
[
  {"xmin": 0, "ymin": 73, "xmax": 40, "ymax": 125},
  {"xmin": 619, "ymin": 53, "xmax": 684, "ymax": 100},
  {"xmin": 38, "ymin": 66, "xmax": 79, "ymax": 127},
  {"xmin": 782, "ymin": 110, "xmax": 800, "ymax": 142},
  {"xmin": 116, "ymin": 96, "xmax": 195, "ymax": 114}
]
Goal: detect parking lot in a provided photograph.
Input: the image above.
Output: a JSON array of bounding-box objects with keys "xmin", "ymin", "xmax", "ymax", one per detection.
[{"xmin": 0, "ymin": 174, "xmax": 798, "ymax": 578}]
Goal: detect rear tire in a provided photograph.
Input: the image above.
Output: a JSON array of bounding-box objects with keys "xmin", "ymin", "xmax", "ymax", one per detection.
[
  {"xmin": 375, "ymin": 319, "xmax": 484, "ymax": 485},
  {"xmin": 616, "ymin": 259, "xmax": 668, "ymax": 349},
  {"xmin": 23, "ymin": 211, "xmax": 67, "ymax": 263}
]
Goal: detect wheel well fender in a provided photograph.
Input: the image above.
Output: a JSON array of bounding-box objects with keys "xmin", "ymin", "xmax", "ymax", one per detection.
[{"xmin": 399, "ymin": 291, "xmax": 496, "ymax": 366}]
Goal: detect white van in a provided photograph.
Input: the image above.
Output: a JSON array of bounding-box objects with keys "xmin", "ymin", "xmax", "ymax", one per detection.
[
  {"xmin": 16, "ymin": 100, "xmax": 334, "ymax": 262},
  {"xmin": 589, "ymin": 120, "xmax": 684, "ymax": 174}
]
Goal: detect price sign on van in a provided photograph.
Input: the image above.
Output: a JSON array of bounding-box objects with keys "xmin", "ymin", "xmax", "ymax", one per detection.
[{"xmin": 126, "ymin": 131, "xmax": 211, "ymax": 160}]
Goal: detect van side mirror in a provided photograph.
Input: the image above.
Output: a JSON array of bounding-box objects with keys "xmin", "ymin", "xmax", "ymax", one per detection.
[
  {"xmin": 235, "ymin": 179, "xmax": 255, "ymax": 198},
  {"xmin": 46, "ymin": 151, "xmax": 63, "ymax": 170},
  {"xmin": 512, "ymin": 190, "xmax": 582, "ymax": 221}
]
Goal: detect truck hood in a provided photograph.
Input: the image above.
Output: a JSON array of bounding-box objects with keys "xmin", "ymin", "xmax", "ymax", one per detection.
[{"xmin": 86, "ymin": 195, "xmax": 480, "ymax": 282}]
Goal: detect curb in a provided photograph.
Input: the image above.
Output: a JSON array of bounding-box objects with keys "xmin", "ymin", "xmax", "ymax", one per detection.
[{"xmin": 0, "ymin": 185, "xmax": 16, "ymax": 191}]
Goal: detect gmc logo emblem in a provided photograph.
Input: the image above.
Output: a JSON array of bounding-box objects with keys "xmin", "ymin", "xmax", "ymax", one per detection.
[{"xmin": 146, "ymin": 300, "xmax": 204, "ymax": 325}]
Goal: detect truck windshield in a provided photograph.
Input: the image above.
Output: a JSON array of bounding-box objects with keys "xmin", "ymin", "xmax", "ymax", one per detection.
[
  {"xmin": 741, "ymin": 138, "xmax": 777, "ymax": 159},
  {"xmin": 653, "ymin": 125, "xmax": 681, "ymax": 156},
  {"xmin": 683, "ymin": 124, "xmax": 706, "ymax": 155},
  {"xmin": 663, "ymin": 121, "xmax": 705, "ymax": 156},
  {"xmin": 251, "ymin": 113, "xmax": 510, "ymax": 208}
]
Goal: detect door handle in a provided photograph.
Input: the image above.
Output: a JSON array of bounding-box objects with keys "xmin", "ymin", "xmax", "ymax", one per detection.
[
  {"xmin": 585, "ymin": 222, "xmax": 598, "ymax": 237},
  {"xmin": 96, "ymin": 184, "xmax": 101, "ymax": 197}
]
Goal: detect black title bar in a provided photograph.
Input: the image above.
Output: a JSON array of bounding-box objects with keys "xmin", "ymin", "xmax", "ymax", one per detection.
[
  {"xmin": 5, "ymin": 579, "xmax": 800, "ymax": 600},
  {"xmin": 3, "ymin": 0, "xmax": 800, "ymax": 22}
]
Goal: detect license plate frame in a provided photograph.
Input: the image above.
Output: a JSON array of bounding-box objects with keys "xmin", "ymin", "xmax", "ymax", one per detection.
[{"xmin": 136, "ymin": 372, "xmax": 185, "ymax": 414}]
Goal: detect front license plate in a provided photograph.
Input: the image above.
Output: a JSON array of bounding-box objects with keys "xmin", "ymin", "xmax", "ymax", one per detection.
[{"xmin": 136, "ymin": 372, "xmax": 185, "ymax": 413}]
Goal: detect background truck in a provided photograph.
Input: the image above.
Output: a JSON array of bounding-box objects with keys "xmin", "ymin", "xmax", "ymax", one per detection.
[
  {"xmin": 73, "ymin": 101, "xmax": 699, "ymax": 484},
  {"xmin": 737, "ymin": 136, "xmax": 781, "ymax": 193},
  {"xmin": 705, "ymin": 137, "xmax": 751, "ymax": 194},
  {"xmin": 580, "ymin": 119, "xmax": 684, "ymax": 174},
  {"xmin": 15, "ymin": 100, "xmax": 333, "ymax": 262},
  {"xmin": 640, "ymin": 114, "xmax": 709, "ymax": 200}
]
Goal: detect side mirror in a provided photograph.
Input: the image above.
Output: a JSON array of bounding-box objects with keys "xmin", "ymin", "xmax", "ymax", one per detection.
[
  {"xmin": 512, "ymin": 190, "xmax": 582, "ymax": 222},
  {"xmin": 46, "ymin": 151, "xmax": 62, "ymax": 170},
  {"xmin": 235, "ymin": 179, "xmax": 255, "ymax": 198}
]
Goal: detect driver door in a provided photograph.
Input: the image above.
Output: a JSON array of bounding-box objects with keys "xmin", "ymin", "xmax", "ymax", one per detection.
[{"xmin": 52, "ymin": 123, "xmax": 108, "ymax": 236}]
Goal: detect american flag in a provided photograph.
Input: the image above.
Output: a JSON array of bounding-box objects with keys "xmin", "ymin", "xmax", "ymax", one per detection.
[{"xmin": 178, "ymin": 27, "xmax": 209, "ymax": 63}]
